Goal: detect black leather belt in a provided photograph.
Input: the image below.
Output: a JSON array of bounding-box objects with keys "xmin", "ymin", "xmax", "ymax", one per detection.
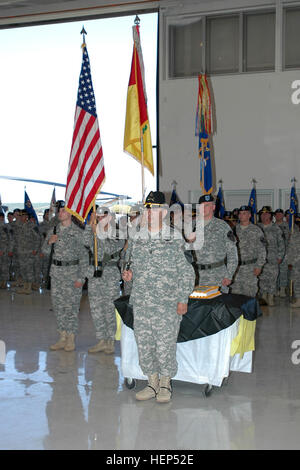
[
  {"xmin": 52, "ymin": 259, "xmax": 79, "ymax": 266},
  {"xmin": 239, "ymin": 258, "xmax": 257, "ymax": 266},
  {"xmin": 197, "ymin": 259, "xmax": 226, "ymax": 270},
  {"xmin": 89, "ymin": 260, "xmax": 118, "ymax": 267}
]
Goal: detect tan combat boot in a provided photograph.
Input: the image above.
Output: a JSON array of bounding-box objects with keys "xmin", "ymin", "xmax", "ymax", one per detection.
[
  {"xmin": 268, "ymin": 294, "xmax": 275, "ymax": 306},
  {"xmin": 156, "ymin": 376, "xmax": 172, "ymax": 403},
  {"xmin": 88, "ymin": 339, "xmax": 107, "ymax": 353},
  {"xmin": 64, "ymin": 333, "xmax": 75, "ymax": 352},
  {"xmin": 280, "ymin": 287, "xmax": 287, "ymax": 298},
  {"xmin": 17, "ymin": 282, "xmax": 32, "ymax": 295},
  {"xmin": 104, "ymin": 339, "xmax": 115, "ymax": 355},
  {"xmin": 50, "ymin": 331, "xmax": 67, "ymax": 350},
  {"xmin": 291, "ymin": 298, "xmax": 300, "ymax": 308},
  {"xmin": 135, "ymin": 373, "xmax": 159, "ymax": 401}
]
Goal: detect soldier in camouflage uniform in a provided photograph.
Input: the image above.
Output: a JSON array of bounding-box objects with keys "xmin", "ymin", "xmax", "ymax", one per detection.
[
  {"xmin": 122, "ymin": 191, "xmax": 195, "ymax": 404},
  {"xmin": 39, "ymin": 209, "xmax": 51, "ymax": 287},
  {"xmin": 120, "ymin": 204, "xmax": 142, "ymax": 296},
  {"xmin": 258, "ymin": 206, "xmax": 285, "ymax": 306},
  {"xmin": 85, "ymin": 207, "xmax": 124, "ymax": 355},
  {"xmin": 187, "ymin": 194, "xmax": 238, "ymax": 293},
  {"xmin": 42, "ymin": 202, "xmax": 90, "ymax": 352},
  {"xmin": 231, "ymin": 206, "xmax": 266, "ymax": 297},
  {"xmin": 28, "ymin": 215, "xmax": 42, "ymax": 290},
  {"xmin": 287, "ymin": 214, "xmax": 300, "ymax": 307},
  {"xmin": 274, "ymin": 209, "xmax": 290, "ymax": 297},
  {"xmin": 14, "ymin": 210, "xmax": 41, "ymax": 295},
  {"xmin": 9, "ymin": 209, "xmax": 22, "ymax": 284},
  {"xmin": 0, "ymin": 212, "xmax": 13, "ymax": 288}
]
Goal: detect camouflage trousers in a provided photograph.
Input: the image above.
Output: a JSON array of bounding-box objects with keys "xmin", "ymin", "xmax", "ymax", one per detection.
[
  {"xmin": 290, "ymin": 265, "xmax": 300, "ymax": 297},
  {"xmin": 10, "ymin": 254, "xmax": 20, "ymax": 280},
  {"xmin": 0, "ymin": 254, "xmax": 10, "ymax": 282},
  {"xmin": 33, "ymin": 254, "xmax": 41, "ymax": 285},
  {"xmin": 231, "ymin": 265, "xmax": 259, "ymax": 297},
  {"xmin": 40, "ymin": 254, "xmax": 50, "ymax": 283},
  {"xmin": 51, "ymin": 275, "xmax": 83, "ymax": 334},
  {"xmin": 133, "ymin": 300, "xmax": 181, "ymax": 378},
  {"xmin": 277, "ymin": 257, "xmax": 289, "ymax": 289},
  {"xmin": 18, "ymin": 252, "xmax": 35, "ymax": 283},
  {"xmin": 259, "ymin": 262, "xmax": 279, "ymax": 295},
  {"xmin": 87, "ymin": 266, "xmax": 120, "ymax": 341}
]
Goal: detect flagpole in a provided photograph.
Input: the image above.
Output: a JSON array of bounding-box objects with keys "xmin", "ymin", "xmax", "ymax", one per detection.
[
  {"xmin": 251, "ymin": 178, "xmax": 257, "ymax": 224},
  {"xmin": 141, "ymin": 134, "xmax": 145, "ymax": 203},
  {"xmin": 134, "ymin": 15, "xmax": 145, "ymax": 203}
]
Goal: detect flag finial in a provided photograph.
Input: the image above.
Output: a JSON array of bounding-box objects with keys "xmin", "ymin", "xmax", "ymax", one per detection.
[
  {"xmin": 291, "ymin": 177, "xmax": 297, "ymax": 184},
  {"xmin": 81, "ymin": 26, "xmax": 87, "ymax": 45},
  {"xmin": 134, "ymin": 15, "xmax": 140, "ymax": 25}
]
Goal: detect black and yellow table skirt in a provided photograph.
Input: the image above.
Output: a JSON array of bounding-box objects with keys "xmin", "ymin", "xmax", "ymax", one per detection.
[{"xmin": 114, "ymin": 293, "xmax": 261, "ymax": 355}]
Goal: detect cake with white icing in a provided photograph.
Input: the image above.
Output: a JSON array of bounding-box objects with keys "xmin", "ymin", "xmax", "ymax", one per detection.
[{"xmin": 189, "ymin": 285, "xmax": 221, "ymax": 299}]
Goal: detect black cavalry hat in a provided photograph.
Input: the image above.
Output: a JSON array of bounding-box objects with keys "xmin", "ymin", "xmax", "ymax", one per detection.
[{"xmin": 144, "ymin": 191, "xmax": 166, "ymax": 208}]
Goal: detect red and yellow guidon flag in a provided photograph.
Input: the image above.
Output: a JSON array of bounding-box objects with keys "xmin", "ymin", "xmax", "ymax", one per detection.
[{"xmin": 123, "ymin": 24, "xmax": 154, "ymax": 176}]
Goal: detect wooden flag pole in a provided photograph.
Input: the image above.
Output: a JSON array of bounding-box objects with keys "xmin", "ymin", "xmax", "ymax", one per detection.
[
  {"xmin": 93, "ymin": 202, "xmax": 100, "ymax": 277},
  {"xmin": 141, "ymin": 134, "xmax": 145, "ymax": 203}
]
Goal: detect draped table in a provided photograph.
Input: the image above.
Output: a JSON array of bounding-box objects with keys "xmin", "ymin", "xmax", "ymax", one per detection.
[{"xmin": 114, "ymin": 294, "xmax": 261, "ymax": 390}]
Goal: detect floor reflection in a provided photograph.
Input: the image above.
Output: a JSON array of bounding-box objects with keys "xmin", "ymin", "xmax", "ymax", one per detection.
[{"xmin": 1, "ymin": 290, "xmax": 300, "ymax": 449}]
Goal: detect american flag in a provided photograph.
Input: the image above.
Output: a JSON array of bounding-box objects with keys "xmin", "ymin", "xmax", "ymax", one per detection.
[{"xmin": 65, "ymin": 41, "xmax": 105, "ymax": 222}]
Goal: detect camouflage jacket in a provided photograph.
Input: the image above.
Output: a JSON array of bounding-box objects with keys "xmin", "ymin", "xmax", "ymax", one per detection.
[
  {"xmin": 124, "ymin": 223, "xmax": 195, "ymax": 305},
  {"xmin": 235, "ymin": 223, "xmax": 266, "ymax": 269},
  {"xmin": 258, "ymin": 223, "xmax": 285, "ymax": 264},
  {"xmin": 193, "ymin": 217, "xmax": 238, "ymax": 280}
]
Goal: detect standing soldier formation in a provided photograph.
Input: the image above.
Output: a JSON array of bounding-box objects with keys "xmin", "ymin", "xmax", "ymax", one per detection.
[{"xmin": 0, "ymin": 211, "xmax": 13, "ymax": 289}]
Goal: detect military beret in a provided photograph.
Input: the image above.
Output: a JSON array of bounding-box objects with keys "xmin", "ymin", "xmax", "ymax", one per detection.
[
  {"xmin": 56, "ymin": 200, "xmax": 65, "ymax": 209},
  {"xmin": 198, "ymin": 194, "xmax": 215, "ymax": 204},
  {"xmin": 274, "ymin": 208, "xmax": 284, "ymax": 214},
  {"xmin": 239, "ymin": 205, "xmax": 252, "ymax": 212},
  {"xmin": 144, "ymin": 191, "xmax": 166, "ymax": 208}
]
